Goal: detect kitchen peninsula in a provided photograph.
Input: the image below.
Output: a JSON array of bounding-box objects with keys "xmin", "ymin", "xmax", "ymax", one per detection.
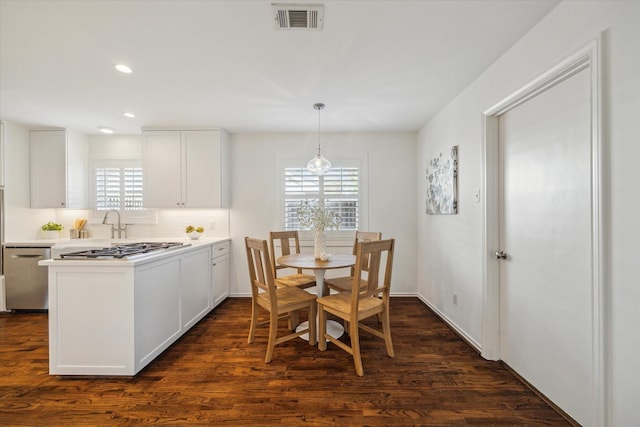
[{"xmin": 39, "ymin": 237, "xmax": 230, "ymax": 376}]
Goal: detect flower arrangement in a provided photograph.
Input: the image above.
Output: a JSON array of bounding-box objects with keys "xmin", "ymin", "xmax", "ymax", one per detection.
[{"xmin": 297, "ymin": 200, "xmax": 341, "ymax": 232}]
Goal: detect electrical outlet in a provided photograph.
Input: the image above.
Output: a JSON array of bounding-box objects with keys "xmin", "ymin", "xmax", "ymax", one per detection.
[
  {"xmin": 453, "ymin": 293, "xmax": 458, "ymax": 306},
  {"xmin": 474, "ymin": 190, "xmax": 481, "ymax": 203},
  {"xmin": 209, "ymin": 221, "xmax": 216, "ymax": 230}
]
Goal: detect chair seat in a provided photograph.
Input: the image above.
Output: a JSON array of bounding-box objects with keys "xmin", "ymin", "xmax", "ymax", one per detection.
[
  {"xmin": 317, "ymin": 292, "xmax": 384, "ymax": 317},
  {"xmin": 324, "ymin": 276, "xmax": 366, "ymax": 292},
  {"xmin": 257, "ymin": 286, "xmax": 317, "ymax": 314},
  {"xmin": 275, "ymin": 273, "xmax": 316, "ymax": 289}
]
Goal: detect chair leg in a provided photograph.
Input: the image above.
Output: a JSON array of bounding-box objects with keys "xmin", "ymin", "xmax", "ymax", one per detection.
[
  {"xmin": 350, "ymin": 318, "xmax": 364, "ymax": 376},
  {"xmin": 288, "ymin": 310, "xmax": 299, "ymax": 331},
  {"xmin": 265, "ymin": 311, "xmax": 278, "ymax": 363},
  {"xmin": 308, "ymin": 302, "xmax": 317, "ymax": 346},
  {"xmin": 381, "ymin": 306, "xmax": 395, "ymax": 358},
  {"xmin": 318, "ymin": 303, "xmax": 327, "ymax": 351},
  {"xmin": 247, "ymin": 299, "xmax": 258, "ymax": 344}
]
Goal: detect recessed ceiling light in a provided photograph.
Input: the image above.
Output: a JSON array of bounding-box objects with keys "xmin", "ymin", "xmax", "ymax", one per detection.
[
  {"xmin": 123, "ymin": 112, "xmax": 136, "ymax": 118},
  {"xmin": 114, "ymin": 64, "xmax": 133, "ymax": 74},
  {"xmin": 98, "ymin": 126, "xmax": 115, "ymax": 134}
]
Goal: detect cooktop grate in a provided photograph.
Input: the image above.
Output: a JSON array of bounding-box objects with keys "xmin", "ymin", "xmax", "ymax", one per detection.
[{"xmin": 59, "ymin": 242, "xmax": 187, "ymax": 260}]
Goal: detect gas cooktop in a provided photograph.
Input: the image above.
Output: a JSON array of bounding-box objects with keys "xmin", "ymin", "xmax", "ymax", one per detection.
[{"xmin": 59, "ymin": 242, "xmax": 189, "ymax": 260}]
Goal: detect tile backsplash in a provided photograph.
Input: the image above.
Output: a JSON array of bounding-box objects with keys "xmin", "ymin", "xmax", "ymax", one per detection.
[{"xmin": 54, "ymin": 208, "xmax": 229, "ymax": 240}]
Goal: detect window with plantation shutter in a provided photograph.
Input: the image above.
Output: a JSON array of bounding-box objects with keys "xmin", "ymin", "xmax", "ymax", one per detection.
[
  {"xmin": 91, "ymin": 159, "xmax": 156, "ymax": 224},
  {"xmin": 95, "ymin": 165, "xmax": 144, "ymax": 211},
  {"xmin": 283, "ymin": 166, "xmax": 359, "ymax": 231}
]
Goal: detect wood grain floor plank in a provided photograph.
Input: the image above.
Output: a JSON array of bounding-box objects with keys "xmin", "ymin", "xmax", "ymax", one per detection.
[{"xmin": 0, "ymin": 297, "xmax": 572, "ymax": 426}]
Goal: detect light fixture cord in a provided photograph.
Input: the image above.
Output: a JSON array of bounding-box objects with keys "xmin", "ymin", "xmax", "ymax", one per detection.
[
  {"xmin": 314, "ymin": 102, "xmax": 324, "ymax": 155},
  {"xmin": 317, "ymin": 105, "xmax": 321, "ymax": 155}
]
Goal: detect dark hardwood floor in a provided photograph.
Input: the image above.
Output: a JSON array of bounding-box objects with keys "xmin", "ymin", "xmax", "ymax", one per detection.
[{"xmin": 0, "ymin": 297, "xmax": 571, "ymax": 426}]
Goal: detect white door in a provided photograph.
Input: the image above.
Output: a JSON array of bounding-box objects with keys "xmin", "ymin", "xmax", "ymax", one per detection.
[{"xmin": 498, "ymin": 67, "xmax": 593, "ymax": 425}]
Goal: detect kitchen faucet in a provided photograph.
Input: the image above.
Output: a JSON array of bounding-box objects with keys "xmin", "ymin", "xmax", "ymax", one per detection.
[{"xmin": 102, "ymin": 209, "xmax": 128, "ymax": 239}]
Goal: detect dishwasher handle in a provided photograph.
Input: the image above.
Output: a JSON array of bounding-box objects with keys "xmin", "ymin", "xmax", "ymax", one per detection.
[{"xmin": 9, "ymin": 254, "xmax": 47, "ymax": 259}]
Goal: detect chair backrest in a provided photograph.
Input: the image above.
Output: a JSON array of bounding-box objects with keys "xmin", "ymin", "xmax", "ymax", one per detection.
[
  {"xmin": 269, "ymin": 231, "xmax": 304, "ymax": 277},
  {"xmin": 350, "ymin": 238, "xmax": 395, "ymax": 307},
  {"xmin": 351, "ymin": 231, "xmax": 383, "ymax": 275},
  {"xmin": 245, "ymin": 237, "xmax": 278, "ymax": 309}
]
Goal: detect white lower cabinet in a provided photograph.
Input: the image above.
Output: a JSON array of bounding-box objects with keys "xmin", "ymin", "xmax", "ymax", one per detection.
[
  {"xmin": 181, "ymin": 246, "xmax": 213, "ymax": 329},
  {"xmin": 47, "ymin": 244, "xmax": 214, "ymax": 376},
  {"xmin": 211, "ymin": 240, "xmax": 230, "ymax": 309}
]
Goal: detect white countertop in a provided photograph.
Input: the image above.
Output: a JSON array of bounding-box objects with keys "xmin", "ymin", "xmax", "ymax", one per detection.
[
  {"xmin": 6, "ymin": 236, "xmax": 228, "ymax": 248},
  {"xmin": 36, "ymin": 237, "xmax": 230, "ymax": 267}
]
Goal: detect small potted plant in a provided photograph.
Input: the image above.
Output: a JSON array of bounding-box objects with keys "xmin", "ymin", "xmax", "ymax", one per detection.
[{"xmin": 41, "ymin": 221, "xmax": 64, "ymax": 239}]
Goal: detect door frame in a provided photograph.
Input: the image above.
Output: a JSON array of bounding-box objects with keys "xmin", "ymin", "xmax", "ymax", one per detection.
[{"xmin": 480, "ymin": 38, "xmax": 604, "ymax": 425}]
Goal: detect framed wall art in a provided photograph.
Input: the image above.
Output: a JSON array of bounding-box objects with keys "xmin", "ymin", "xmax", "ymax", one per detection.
[{"xmin": 425, "ymin": 146, "xmax": 458, "ymax": 215}]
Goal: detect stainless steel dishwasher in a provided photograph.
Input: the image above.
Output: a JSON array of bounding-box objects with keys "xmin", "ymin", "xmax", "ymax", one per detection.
[{"xmin": 3, "ymin": 245, "xmax": 51, "ymax": 310}]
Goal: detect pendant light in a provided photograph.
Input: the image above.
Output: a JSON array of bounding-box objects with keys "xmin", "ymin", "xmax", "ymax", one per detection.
[{"xmin": 307, "ymin": 102, "xmax": 332, "ymax": 175}]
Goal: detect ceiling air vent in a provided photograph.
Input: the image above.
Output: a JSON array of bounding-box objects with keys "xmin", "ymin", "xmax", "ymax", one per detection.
[{"xmin": 272, "ymin": 3, "xmax": 324, "ymax": 30}]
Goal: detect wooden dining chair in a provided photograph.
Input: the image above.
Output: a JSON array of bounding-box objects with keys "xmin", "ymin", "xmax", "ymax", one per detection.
[
  {"xmin": 269, "ymin": 231, "xmax": 316, "ymax": 289},
  {"xmin": 245, "ymin": 237, "xmax": 317, "ymax": 363},
  {"xmin": 324, "ymin": 231, "xmax": 382, "ymax": 293},
  {"xmin": 317, "ymin": 238, "xmax": 395, "ymax": 376}
]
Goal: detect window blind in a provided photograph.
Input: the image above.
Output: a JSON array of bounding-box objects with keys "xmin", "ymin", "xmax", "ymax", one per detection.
[
  {"xmin": 283, "ymin": 167, "xmax": 359, "ymax": 230},
  {"xmin": 95, "ymin": 166, "xmax": 144, "ymax": 211}
]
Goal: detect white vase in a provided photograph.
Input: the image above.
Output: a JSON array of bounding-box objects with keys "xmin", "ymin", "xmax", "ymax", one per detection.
[{"xmin": 313, "ymin": 229, "xmax": 326, "ymax": 260}]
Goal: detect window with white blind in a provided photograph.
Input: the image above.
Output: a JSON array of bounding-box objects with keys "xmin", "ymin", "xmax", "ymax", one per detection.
[
  {"xmin": 283, "ymin": 166, "xmax": 359, "ymax": 232},
  {"xmin": 95, "ymin": 165, "xmax": 143, "ymax": 211},
  {"xmin": 92, "ymin": 159, "xmax": 155, "ymax": 223}
]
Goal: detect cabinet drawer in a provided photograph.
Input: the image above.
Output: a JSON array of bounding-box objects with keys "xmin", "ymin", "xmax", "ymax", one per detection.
[{"xmin": 212, "ymin": 241, "xmax": 229, "ymax": 258}]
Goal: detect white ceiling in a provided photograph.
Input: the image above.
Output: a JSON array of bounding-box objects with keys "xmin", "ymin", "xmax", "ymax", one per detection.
[{"xmin": 0, "ymin": 0, "xmax": 559, "ymax": 135}]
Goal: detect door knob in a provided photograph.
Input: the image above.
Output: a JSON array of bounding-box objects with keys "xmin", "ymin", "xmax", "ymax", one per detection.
[{"xmin": 495, "ymin": 250, "xmax": 507, "ymax": 260}]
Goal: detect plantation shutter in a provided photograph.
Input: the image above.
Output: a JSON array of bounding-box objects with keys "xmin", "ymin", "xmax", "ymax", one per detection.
[
  {"xmin": 283, "ymin": 166, "xmax": 359, "ymax": 231},
  {"xmin": 95, "ymin": 162, "xmax": 143, "ymax": 211}
]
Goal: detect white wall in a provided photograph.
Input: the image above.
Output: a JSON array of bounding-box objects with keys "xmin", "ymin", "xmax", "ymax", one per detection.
[
  {"xmin": 416, "ymin": 1, "xmax": 640, "ymax": 425},
  {"xmin": 229, "ymin": 131, "xmax": 417, "ymax": 297}
]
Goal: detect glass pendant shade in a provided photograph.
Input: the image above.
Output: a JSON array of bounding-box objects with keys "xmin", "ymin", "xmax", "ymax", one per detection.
[
  {"xmin": 307, "ymin": 102, "xmax": 331, "ymax": 175},
  {"xmin": 307, "ymin": 150, "xmax": 332, "ymax": 175}
]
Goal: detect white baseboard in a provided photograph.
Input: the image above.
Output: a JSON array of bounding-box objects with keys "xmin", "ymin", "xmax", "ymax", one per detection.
[{"xmin": 415, "ymin": 294, "xmax": 482, "ymax": 353}]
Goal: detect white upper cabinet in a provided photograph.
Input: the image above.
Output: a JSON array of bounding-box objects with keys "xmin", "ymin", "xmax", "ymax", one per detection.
[
  {"xmin": 30, "ymin": 129, "xmax": 88, "ymax": 209},
  {"xmin": 142, "ymin": 129, "xmax": 229, "ymax": 208}
]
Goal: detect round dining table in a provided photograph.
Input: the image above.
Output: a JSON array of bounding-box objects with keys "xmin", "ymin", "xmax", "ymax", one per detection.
[{"xmin": 277, "ymin": 253, "xmax": 356, "ymax": 340}]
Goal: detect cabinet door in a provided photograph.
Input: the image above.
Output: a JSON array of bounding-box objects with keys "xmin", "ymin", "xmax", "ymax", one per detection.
[
  {"xmin": 212, "ymin": 254, "xmax": 229, "ymax": 309},
  {"xmin": 142, "ymin": 131, "xmax": 182, "ymax": 208},
  {"xmin": 65, "ymin": 130, "xmax": 88, "ymax": 209},
  {"xmin": 183, "ymin": 130, "xmax": 222, "ymax": 208},
  {"xmin": 212, "ymin": 255, "xmax": 229, "ymax": 308},
  {"xmin": 181, "ymin": 247, "xmax": 212, "ymax": 329},
  {"xmin": 30, "ymin": 130, "xmax": 67, "ymax": 208}
]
